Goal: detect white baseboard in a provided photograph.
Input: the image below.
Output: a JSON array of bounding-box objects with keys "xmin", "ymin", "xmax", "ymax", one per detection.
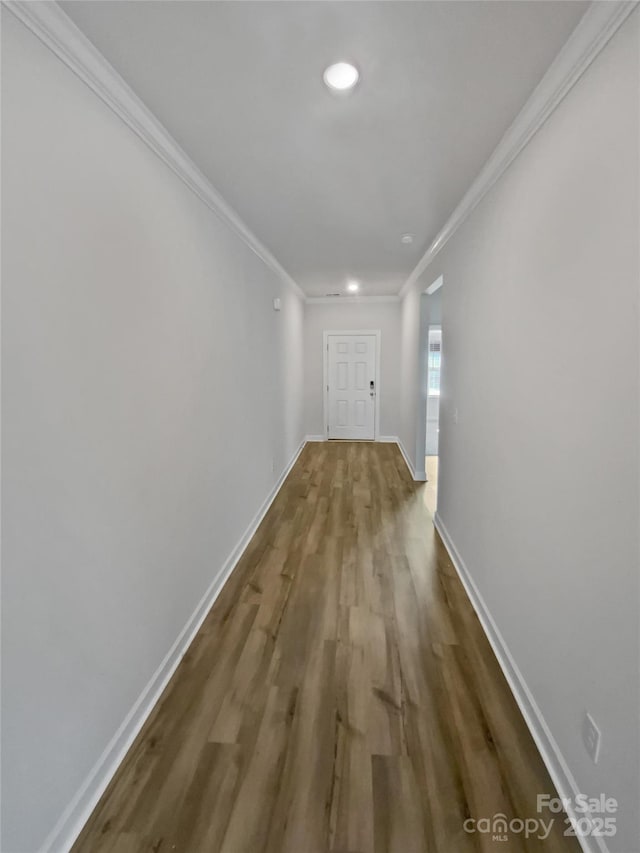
[
  {"xmin": 41, "ymin": 438, "xmax": 308, "ymax": 853},
  {"xmin": 382, "ymin": 436, "xmax": 425, "ymax": 481},
  {"xmin": 396, "ymin": 438, "xmax": 427, "ymax": 482},
  {"xmin": 396, "ymin": 437, "xmax": 414, "ymax": 476},
  {"xmin": 305, "ymin": 435, "xmax": 399, "ymax": 445},
  {"xmin": 433, "ymin": 513, "xmax": 605, "ymax": 853}
]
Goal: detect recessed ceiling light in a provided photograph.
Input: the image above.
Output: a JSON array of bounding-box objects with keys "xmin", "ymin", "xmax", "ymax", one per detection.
[
  {"xmin": 347, "ymin": 280, "xmax": 360, "ymax": 292},
  {"xmin": 401, "ymin": 233, "xmax": 414, "ymax": 244},
  {"xmin": 323, "ymin": 62, "xmax": 359, "ymax": 92}
]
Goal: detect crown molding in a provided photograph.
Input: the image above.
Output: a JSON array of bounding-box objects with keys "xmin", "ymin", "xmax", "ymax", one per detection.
[
  {"xmin": 305, "ymin": 294, "xmax": 400, "ymax": 305},
  {"xmin": 400, "ymin": 0, "xmax": 639, "ymax": 299},
  {"xmin": 8, "ymin": 0, "xmax": 636, "ymax": 307},
  {"xmin": 4, "ymin": 0, "xmax": 306, "ymax": 302}
]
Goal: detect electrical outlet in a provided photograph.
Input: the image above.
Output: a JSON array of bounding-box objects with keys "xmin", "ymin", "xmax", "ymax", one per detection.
[
  {"xmin": 453, "ymin": 407, "xmax": 459, "ymax": 425},
  {"xmin": 582, "ymin": 712, "xmax": 601, "ymax": 764}
]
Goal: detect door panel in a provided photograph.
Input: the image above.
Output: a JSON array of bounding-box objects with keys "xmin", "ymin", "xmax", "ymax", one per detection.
[
  {"xmin": 337, "ymin": 361, "xmax": 348, "ymax": 389},
  {"xmin": 327, "ymin": 334, "xmax": 376, "ymax": 440}
]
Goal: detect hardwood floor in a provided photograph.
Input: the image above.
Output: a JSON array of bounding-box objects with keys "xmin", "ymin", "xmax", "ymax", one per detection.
[{"xmin": 73, "ymin": 441, "xmax": 578, "ymax": 853}]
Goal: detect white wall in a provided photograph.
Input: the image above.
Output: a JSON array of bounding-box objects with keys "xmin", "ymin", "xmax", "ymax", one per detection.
[
  {"xmin": 1, "ymin": 11, "xmax": 304, "ymax": 852},
  {"xmin": 401, "ymin": 11, "xmax": 639, "ymax": 851},
  {"xmin": 303, "ymin": 301, "xmax": 401, "ymax": 438}
]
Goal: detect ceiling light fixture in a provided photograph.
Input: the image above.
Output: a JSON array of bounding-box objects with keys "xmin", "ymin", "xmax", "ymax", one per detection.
[
  {"xmin": 347, "ymin": 280, "xmax": 360, "ymax": 293},
  {"xmin": 323, "ymin": 62, "xmax": 359, "ymax": 92},
  {"xmin": 401, "ymin": 233, "xmax": 414, "ymax": 244}
]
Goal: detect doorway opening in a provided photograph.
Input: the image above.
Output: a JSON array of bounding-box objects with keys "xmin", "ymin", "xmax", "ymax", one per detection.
[
  {"xmin": 417, "ymin": 275, "xmax": 443, "ymax": 516},
  {"xmin": 424, "ymin": 325, "xmax": 441, "ymax": 515}
]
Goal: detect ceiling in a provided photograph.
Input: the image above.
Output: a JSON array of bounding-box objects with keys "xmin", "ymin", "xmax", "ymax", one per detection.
[{"xmin": 61, "ymin": 0, "xmax": 589, "ymax": 297}]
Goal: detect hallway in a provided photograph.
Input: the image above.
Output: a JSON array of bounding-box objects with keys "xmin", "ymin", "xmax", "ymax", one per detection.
[{"xmin": 73, "ymin": 442, "xmax": 576, "ymax": 853}]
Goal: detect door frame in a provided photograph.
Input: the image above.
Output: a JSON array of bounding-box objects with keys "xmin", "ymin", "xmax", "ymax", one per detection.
[{"xmin": 323, "ymin": 329, "xmax": 381, "ymax": 441}]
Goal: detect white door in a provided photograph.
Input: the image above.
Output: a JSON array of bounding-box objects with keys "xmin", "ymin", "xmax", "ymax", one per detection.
[{"xmin": 326, "ymin": 334, "xmax": 377, "ymax": 440}]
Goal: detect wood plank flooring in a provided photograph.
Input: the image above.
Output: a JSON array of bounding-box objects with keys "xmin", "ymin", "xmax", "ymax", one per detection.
[{"xmin": 73, "ymin": 441, "xmax": 579, "ymax": 853}]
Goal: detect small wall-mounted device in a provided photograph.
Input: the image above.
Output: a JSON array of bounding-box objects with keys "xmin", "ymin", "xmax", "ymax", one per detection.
[
  {"xmin": 582, "ymin": 712, "xmax": 601, "ymax": 763},
  {"xmin": 273, "ymin": 298, "xmax": 281, "ymax": 312}
]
